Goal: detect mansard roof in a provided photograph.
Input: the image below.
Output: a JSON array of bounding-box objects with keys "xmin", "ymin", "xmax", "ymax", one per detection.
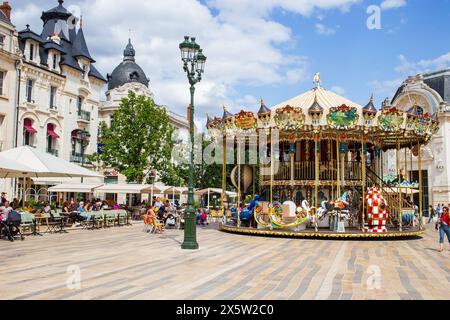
[{"xmin": 18, "ymin": 1, "xmax": 106, "ymax": 83}]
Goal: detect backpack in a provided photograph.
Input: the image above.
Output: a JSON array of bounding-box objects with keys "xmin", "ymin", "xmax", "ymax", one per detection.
[{"xmin": 7, "ymin": 211, "xmax": 21, "ymax": 227}]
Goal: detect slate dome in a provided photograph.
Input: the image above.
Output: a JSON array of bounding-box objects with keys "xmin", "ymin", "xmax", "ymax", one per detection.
[{"xmin": 107, "ymin": 39, "xmax": 149, "ymax": 91}]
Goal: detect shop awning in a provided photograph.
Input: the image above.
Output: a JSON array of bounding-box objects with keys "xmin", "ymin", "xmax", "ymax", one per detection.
[
  {"xmin": 47, "ymin": 126, "xmax": 60, "ymax": 139},
  {"xmin": 95, "ymin": 184, "xmax": 165, "ymax": 194},
  {"xmin": 195, "ymin": 188, "xmax": 237, "ymax": 197},
  {"xmin": 24, "ymin": 119, "xmax": 37, "ymax": 134},
  {"xmin": 49, "ymin": 183, "xmax": 104, "ymax": 193}
]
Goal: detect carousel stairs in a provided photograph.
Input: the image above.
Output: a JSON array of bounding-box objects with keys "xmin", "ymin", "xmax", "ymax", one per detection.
[{"xmin": 365, "ymin": 168, "xmax": 412, "ymax": 226}]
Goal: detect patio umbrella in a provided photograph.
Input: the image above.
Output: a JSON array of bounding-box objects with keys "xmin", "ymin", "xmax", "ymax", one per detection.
[
  {"xmin": 0, "ymin": 146, "xmax": 103, "ymax": 202},
  {"xmin": 0, "ymin": 146, "xmax": 103, "ymax": 178},
  {"xmin": 0, "ymin": 155, "xmax": 35, "ymax": 178}
]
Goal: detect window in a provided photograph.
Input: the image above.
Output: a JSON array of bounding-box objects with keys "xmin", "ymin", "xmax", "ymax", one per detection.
[
  {"xmin": 52, "ymin": 54, "xmax": 58, "ymax": 70},
  {"xmin": 29, "ymin": 43, "xmax": 34, "ymax": 61},
  {"xmin": 0, "ymin": 35, "xmax": 4, "ymax": 48},
  {"xmin": 49, "ymin": 86, "xmax": 57, "ymax": 109},
  {"xmin": 23, "ymin": 118, "xmax": 36, "ymax": 147},
  {"xmin": 77, "ymin": 96, "xmax": 83, "ymax": 113},
  {"xmin": 26, "ymin": 79, "xmax": 33, "ymax": 103},
  {"xmin": 0, "ymin": 71, "xmax": 4, "ymax": 96}
]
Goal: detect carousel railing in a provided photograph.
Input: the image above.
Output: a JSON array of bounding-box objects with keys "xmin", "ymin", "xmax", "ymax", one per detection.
[
  {"xmin": 294, "ymin": 161, "xmax": 314, "ymax": 180},
  {"xmin": 344, "ymin": 161, "xmax": 362, "ymax": 181},
  {"xmin": 319, "ymin": 161, "xmax": 337, "ymax": 181},
  {"xmin": 263, "ymin": 161, "xmax": 366, "ymax": 182},
  {"xmin": 274, "ymin": 162, "xmax": 291, "ymax": 180}
]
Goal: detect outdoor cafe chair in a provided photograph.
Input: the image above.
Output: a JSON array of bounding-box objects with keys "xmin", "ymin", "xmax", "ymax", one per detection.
[
  {"xmin": 19, "ymin": 213, "xmax": 35, "ymax": 235},
  {"xmin": 104, "ymin": 211, "xmax": 117, "ymax": 228},
  {"xmin": 40, "ymin": 213, "xmax": 58, "ymax": 234}
]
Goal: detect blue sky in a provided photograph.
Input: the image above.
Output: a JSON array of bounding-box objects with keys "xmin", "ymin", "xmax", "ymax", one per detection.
[{"xmin": 11, "ymin": 0, "xmax": 450, "ymax": 126}]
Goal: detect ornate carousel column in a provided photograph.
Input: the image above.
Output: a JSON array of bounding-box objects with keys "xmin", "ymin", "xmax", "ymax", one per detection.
[
  {"xmin": 418, "ymin": 141, "xmax": 423, "ymax": 230},
  {"xmin": 397, "ymin": 139, "xmax": 402, "ymax": 232},
  {"xmin": 314, "ymin": 134, "xmax": 320, "ymax": 209},
  {"xmin": 237, "ymin": 136, "xmax": 241, "ymax": 227},
  {"xmin": 309, "ymin": 93, "xmax": 324, "ymax": 209},
  {"xmin": 361, "ymin": 135, "xmax": 366, "ymax": 228}
]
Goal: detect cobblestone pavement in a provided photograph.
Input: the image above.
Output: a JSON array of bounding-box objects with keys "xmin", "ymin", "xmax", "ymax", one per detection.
[{"xmin": 0, "ymin": 224, "xmax": 448, "ymax": 300}]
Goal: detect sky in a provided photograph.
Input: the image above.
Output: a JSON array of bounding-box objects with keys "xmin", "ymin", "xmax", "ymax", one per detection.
[{"xmin": 10, "ymin": 0, "xmax": 450, "ymax": 129}]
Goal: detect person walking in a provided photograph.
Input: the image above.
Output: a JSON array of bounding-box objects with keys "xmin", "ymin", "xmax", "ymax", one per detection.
[
  {"xmin": 437, "ymin": 207, "xmax": 450, "ymax": 252},
  {"xmin": 428, "ymin": 205, "xmax": 436, "ymax": 224}
]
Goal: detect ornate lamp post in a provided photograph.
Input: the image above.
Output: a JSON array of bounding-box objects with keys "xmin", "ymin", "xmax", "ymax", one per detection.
[{"xmin": 179, "ymin": 36, "xmax": 207, "ymax": 250}]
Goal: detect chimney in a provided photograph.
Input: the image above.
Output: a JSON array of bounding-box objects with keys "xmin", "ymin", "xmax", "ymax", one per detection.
[{"xmin": 0, "ymin": 2, "xmax": 11, "ymax": 20}]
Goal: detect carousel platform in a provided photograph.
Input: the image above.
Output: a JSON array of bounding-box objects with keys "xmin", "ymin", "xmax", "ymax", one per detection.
[{"xmin": 220, "ymin": 224, "xmax": 425, "ymax": 239}]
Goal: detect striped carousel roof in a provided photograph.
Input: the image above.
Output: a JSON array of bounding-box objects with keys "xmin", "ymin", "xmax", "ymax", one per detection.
[{"xmin": 272, "ymin": 86, "xmax": 365, "ymax": 112}]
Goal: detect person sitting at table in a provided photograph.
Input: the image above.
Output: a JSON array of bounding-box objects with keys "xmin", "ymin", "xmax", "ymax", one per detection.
[
  {"xmin": 22, "ymin": 202, "xmax": 33, "ymax": 212},
  {"xmin": 68, "ymin": 200, "xmax": 78, "ymax": 213},
  {"xmin": 72, "ymin": 202, "xmax": 88, "ymax": 226},
  {"xmin": 0, "ymin": 201, "xmax": 12, "ymax": 222},
  {"xmin": 43, "ymin": 201, "xmax": 51, "ymax": 214},
  {"xmin": 85, "ymin": 202, "xmax": 93, "ymax": 212}
]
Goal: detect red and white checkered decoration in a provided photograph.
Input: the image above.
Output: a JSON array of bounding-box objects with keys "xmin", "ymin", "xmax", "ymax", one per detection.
[{"xmin": 364, "ymin": 187, "xmax": 389, "ymax": 233}]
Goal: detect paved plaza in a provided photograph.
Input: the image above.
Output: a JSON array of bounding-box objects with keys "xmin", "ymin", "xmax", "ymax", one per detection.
[{"xmin": 0, "ymin": 224, "xmax": 449, "ymax": 300}]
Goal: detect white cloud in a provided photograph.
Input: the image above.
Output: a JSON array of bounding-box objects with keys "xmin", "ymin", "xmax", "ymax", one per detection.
[
  {"xmin": 369, "ymin": 51, "xmax": 450, "ymax": 98},
  {"xmin": 315, "ymin": 23, "xmax": 336, "ymax": 35},
  {"xmin": 381, "ymin": 0, "xmax": 407, "ymax": 10},
  {"xmin": 11, "ymin": 0, "xmax": 361, "ymax": 120},
  {"xmin": 369, "ymin": 78, "xmax": 403, "ymax": 97},
  {"xmin": 330, "ymin": 85, "xmax": 346, "ymax": 96}
]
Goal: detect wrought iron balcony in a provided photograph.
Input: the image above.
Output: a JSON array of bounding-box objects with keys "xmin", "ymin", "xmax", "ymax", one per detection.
[
  {"xmin": 77, "ymin": 110, "xmax": 91, "ymax": 122},
  {"xmin": 70, "ymin": 152, "xmax": 92, "ymax": 165},
  {"xmin": 47, "ymin": 149, "xmax": 59, "ymax": 157}
]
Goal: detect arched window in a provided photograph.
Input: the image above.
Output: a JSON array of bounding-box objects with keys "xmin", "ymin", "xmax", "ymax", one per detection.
[{"xmin": 23, "ymin": 118, "xmax": 37, "ymax": 146}]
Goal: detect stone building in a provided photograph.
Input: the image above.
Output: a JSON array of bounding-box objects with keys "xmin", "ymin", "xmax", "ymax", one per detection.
[
  {"xmin": 0, "ymin": 0, "xmax": 106, "ymax": 197},
  {"xmin": 388, "ymin": 69, "xmax": 450, "ymax": 210},
  {"xmin": 99, "ymin": 39, "xmax": 190, "ymax": 203}
]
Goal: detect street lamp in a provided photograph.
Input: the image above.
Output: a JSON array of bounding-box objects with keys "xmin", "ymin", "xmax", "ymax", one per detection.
[{"xmin": 179, "ymin": 36, "xmax": 207, "ymax": 250}]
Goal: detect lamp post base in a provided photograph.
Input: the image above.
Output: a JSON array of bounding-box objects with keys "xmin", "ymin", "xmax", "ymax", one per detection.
[{"xmin": 181, "ymin": 215, "xmax": 199, "ymax": 250}]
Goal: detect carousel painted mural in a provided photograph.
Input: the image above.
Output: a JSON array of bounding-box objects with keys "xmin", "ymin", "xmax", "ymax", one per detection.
[{"xmin": 206, "ymin": 76, "xmax": 439, "ymax": 239}]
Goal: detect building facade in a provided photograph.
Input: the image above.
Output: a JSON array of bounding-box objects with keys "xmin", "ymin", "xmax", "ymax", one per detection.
[
  {"xmin": 99, "ymin": 39, "xmax": 190, "ymax": 188},
  {"xmin": 0, "ymin": 0, "xmax": 106, "ymax": 197},
  {"xmin": 0, "ymin": 2, "xmax": 20, "ymax": 193},
  {"xmin": 387, "ymin": 69, "xmax": 450, "ymax": 209}
]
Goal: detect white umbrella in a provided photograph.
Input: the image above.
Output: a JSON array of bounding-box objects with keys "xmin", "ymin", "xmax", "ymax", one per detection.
[
  {"xmin": 0, "ymin": 146, "xmax": 102, "ymax": 178},
  {"xmin": 0, "ymin": 155, "xmax": 35, "ymax": 178}
]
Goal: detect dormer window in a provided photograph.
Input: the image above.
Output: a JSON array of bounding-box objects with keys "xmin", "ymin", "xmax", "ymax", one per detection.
[
  {"xmin": 29, "ymin": 43, "xmax": 34, "ymax": 61},
  {"xmin": 52, "ymin": 53, "xmax": 58, "ymax": 70}
]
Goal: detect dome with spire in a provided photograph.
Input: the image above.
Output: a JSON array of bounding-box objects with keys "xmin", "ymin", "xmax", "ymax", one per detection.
[{"xmin": 107, "ymin": 39, "xmax": 149, "ymax": 91}]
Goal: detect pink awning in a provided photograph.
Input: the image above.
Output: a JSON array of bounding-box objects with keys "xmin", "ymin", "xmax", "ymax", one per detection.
[
  {"xmin": 47, "ymin": 124, "xmax": 60, "ymax": 139},
  {"xmin": 23, "ymin": 119, "xmax": 37, "ymax": 134}
]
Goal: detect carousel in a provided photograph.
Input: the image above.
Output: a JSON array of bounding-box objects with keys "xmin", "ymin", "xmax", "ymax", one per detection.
[{"xmin": 206, "ymin": 76, "xmax": 440, "ymax": 239}]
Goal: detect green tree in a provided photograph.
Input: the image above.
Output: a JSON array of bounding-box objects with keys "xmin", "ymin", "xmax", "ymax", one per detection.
[
  {"xmin": 162, "ymin": 133, "xmax": 222, "ymax": 189},
  {"xmin": 94, "ymin": 91, "xmax": 174, "ymax": 183}
]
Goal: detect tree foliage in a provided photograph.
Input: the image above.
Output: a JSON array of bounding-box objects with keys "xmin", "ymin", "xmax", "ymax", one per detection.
[
  {"xmin": 160, "ymin": 133, "xmax": 223, "ymax": 189},
  {"xmin": 95, "ymin": 91, "xmax": 174, "ymax": 184}
]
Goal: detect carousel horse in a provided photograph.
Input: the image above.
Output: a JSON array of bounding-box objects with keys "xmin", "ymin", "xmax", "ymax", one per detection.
[{"xmin": 312, "ymin": 201, "xmax": 332, "ymax": 232}]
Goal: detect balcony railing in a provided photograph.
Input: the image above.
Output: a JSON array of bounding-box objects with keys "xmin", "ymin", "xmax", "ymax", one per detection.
[
  {"xmin": 70, "ymin": 153, "xmax": 92, "ymax": 165},
  {"xmin": 47, "ymin": 149, "xmax": 59, "ymax": 157},
  {"xmin": 78, "ymin": 110, "xmax": 91, "ymax": 122}
]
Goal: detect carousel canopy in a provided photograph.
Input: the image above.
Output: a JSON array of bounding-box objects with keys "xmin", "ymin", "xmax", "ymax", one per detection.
[{"xmin": 205, "ymin": 81, "xmax": 440, "ymax": 149}]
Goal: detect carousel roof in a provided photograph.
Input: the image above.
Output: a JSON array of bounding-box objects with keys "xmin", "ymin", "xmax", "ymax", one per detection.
[{"xmin": 272, "ymin": 86, "xmax": 363, "ymax": 112}]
